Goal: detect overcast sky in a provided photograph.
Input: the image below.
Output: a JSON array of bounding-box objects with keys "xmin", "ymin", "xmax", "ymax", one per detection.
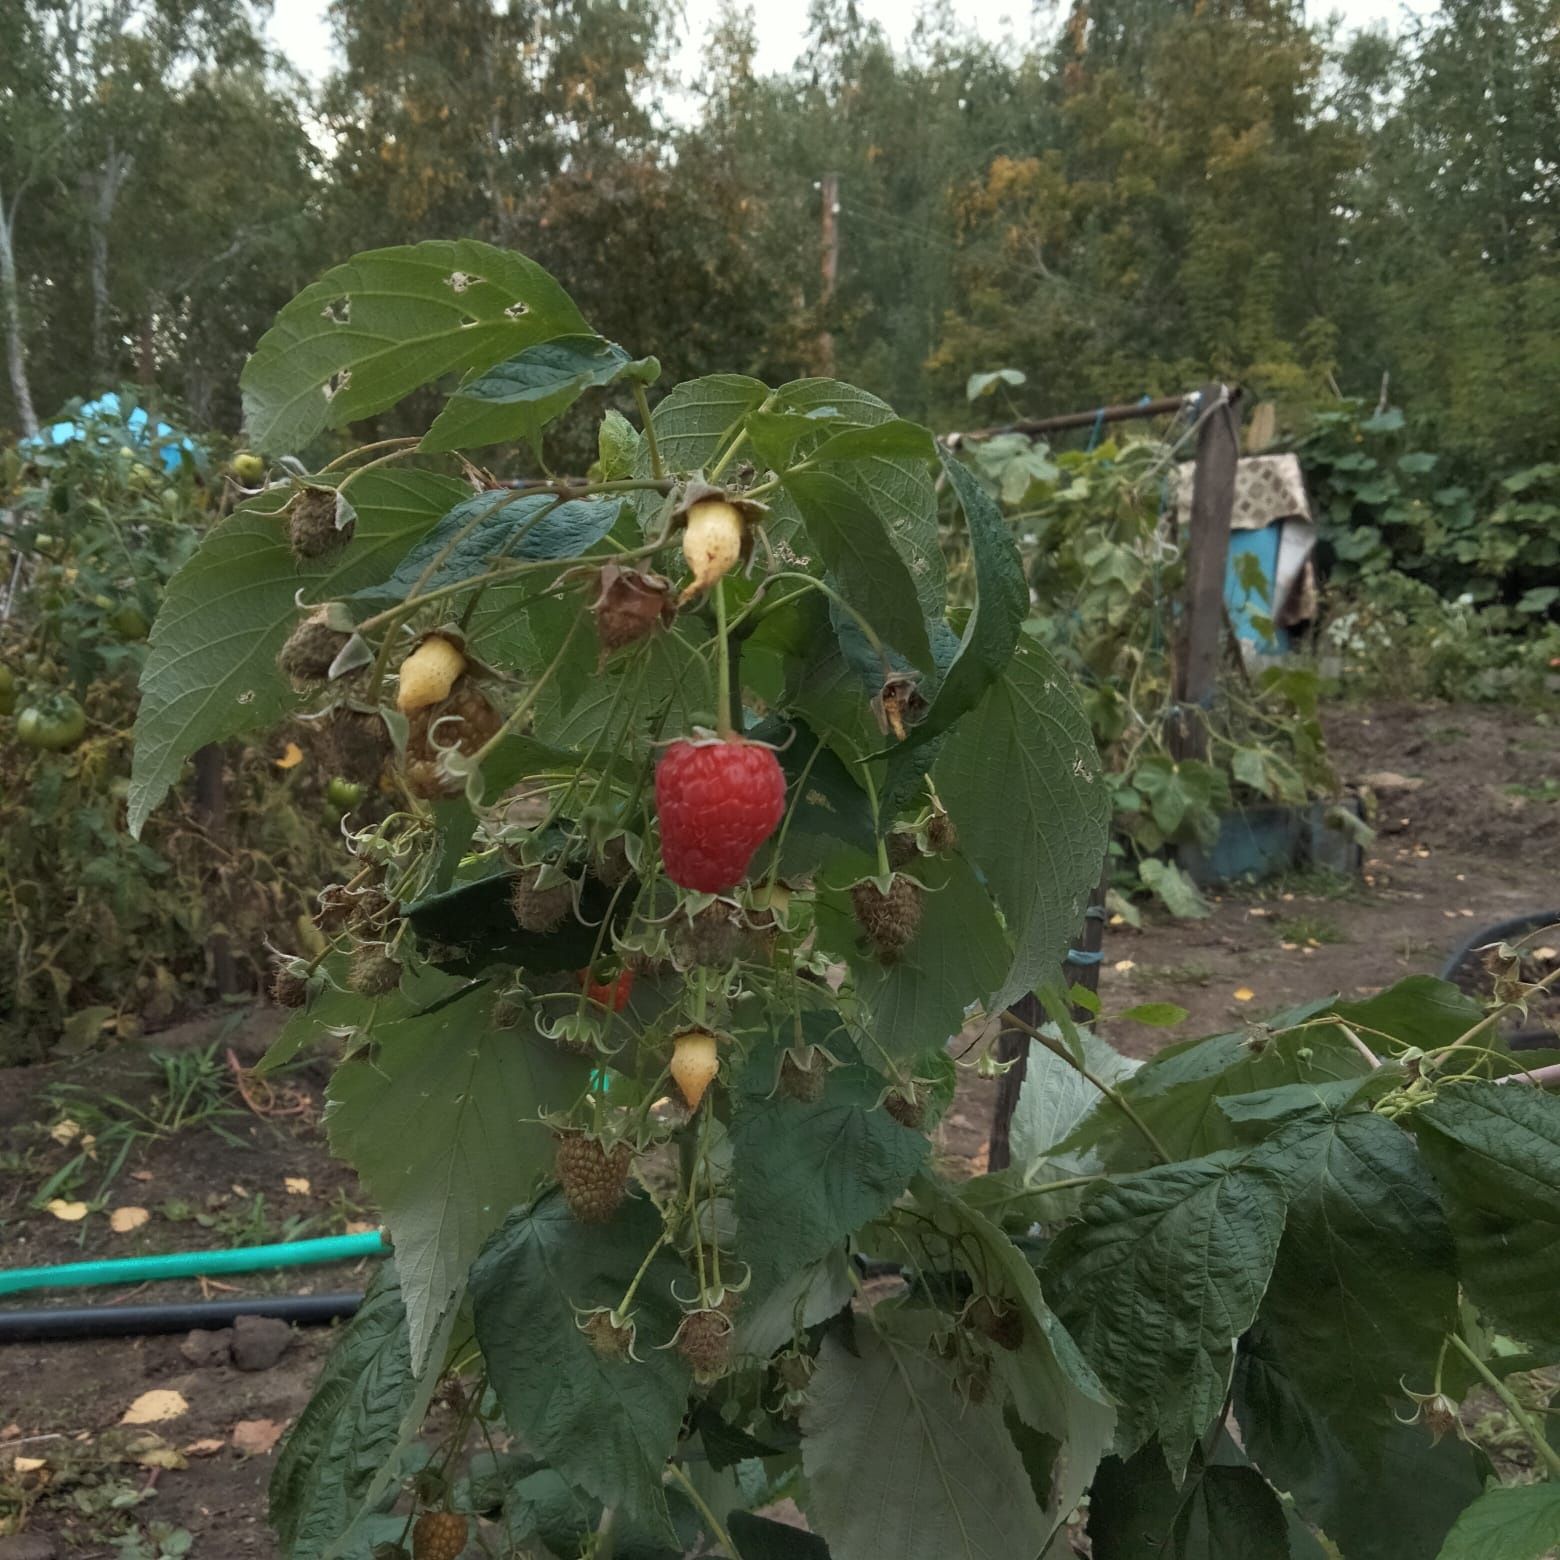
[{"xmin": 266, "ymin": 0, "xmax": 1439, "ymax": 88}]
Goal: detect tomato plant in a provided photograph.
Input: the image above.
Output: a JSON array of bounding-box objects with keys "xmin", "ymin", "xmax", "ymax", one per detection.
[
  {"xmin": 0, "ymin": 405, "xmax": 339, "ymax": 1057},
  {"xmin": 954, "ymin": 430, "xmax": 1345, "ymax": 917},
  {"xmin": 132, "ymin": 241, "xmax": 1560, "ymax": 1559}
]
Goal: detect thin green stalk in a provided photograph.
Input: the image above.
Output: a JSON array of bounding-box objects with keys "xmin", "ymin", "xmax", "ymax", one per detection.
[
  {"xmin": 616, "ymin": 1232, "xmax": 671, "ymax": 1316},
  {"xmin": 469, "ymin": 615, "xmax": 586, "ymax": 767},
  {"xmin": 712, "ymin": 582, "xmax": 735, "ymax": 737},
  {"xmin": 320, "ymin": 436, "xmax": 421, "ymax": 473},
  {"xmin": 665, "ymin": 1462, "xmax": 745, "ymax": 1559},
  {"xmin": 1448, "ymin": 1332, "xmax": 1560, "ymax": 1481},
  {"xmin": 634, "ymin": 381, "xmax": 663, "ymax": 480}
]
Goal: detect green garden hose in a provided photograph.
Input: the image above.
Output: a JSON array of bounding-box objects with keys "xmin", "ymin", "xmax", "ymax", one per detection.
[{"xmin": 0, "ymin": 1229, "xmax": 387, "ymax": 1299}]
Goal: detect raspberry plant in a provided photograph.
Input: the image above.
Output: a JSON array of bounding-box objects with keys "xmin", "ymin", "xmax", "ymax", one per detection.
[{"xmin": 130, "ymin": 241, "xmax": 1560, "ymax": 1558}]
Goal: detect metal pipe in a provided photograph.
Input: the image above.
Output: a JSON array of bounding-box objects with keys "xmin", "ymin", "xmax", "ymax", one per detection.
[{"xmin": 947, "ymin": 392, "xmax": 1198, "ymax": 446}]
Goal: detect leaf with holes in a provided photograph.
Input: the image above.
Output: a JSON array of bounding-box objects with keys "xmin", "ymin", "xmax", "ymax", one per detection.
[{"xmin": 241, "ymin": 239, "xmax": 592, "ymax": 452}]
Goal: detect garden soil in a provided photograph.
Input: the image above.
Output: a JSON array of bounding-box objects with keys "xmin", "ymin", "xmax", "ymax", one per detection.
[{"xmin": 3, "ymin": 703, "xmax": 1558, "ymax": 1556}]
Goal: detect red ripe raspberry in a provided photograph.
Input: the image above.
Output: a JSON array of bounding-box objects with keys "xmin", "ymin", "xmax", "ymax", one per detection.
[
  {"xmin": 575, "ymin": 967, "xmax": 635, "ymax": 1012},
  {"xmin": 654, "ymin": 738, "xmax": 786, "ymax": 893}
]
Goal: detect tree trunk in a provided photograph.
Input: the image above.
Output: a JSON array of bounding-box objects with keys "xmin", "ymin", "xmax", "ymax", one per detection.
[
  {"xmin": 86, "ymin": 141, "xmax": 132, "ymax": 381},
  {"xmin": 0, "ymin": 184, "xmax": 40, "ymax": 439}
]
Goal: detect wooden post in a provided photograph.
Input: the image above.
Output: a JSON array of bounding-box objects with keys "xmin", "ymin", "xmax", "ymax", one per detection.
[
  {"xmin": 988, "ymin": 860, "xmax": 1112, "ymax": 1171},
  {"xmin": 1171, "ymin": 383, "xmax": 1242, "ymax": 762},
  {"xmin": 818, "ymin": 173, "xmax": 839, "ymax": 378},
  {"xmin": 193, "ymin": 744, "xmax": 238, "ymax": 997}
]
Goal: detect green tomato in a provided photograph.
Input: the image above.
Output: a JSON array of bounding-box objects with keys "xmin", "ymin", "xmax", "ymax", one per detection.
[
  {"xmin": 231, "ymin": 452, "xmax": 265, "ymax": 483},
  {"xmin": 326, "ymin": 777, "xmax": 365, "ymax": 809},
  {"xmin": 16, "ymin": 694, "xmax": 86, "ymax": 751}
]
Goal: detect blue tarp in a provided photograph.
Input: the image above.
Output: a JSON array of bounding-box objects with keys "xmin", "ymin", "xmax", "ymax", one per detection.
[{"xmin": 27, "ymin": 392, "xmax": 200, "ymax": 475}]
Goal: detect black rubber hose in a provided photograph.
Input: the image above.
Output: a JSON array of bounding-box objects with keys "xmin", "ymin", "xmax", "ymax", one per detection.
[
  {"xmin": 1441, "ymin": 910, "xmax": 1560, "ymax": 1052},
  {"xmin": 1439, "ymin": 910, "xmax": 1560, "ymax": 983},
  {"xmin": 0, "ymin": 1291, "xmax": 362, "ymax": 1343}
]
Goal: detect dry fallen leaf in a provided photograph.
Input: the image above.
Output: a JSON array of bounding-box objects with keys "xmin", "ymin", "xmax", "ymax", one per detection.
[
  {"xmin": 120, "ymin": 1390, "xmax": 189, "ymax": 1426},
  {"xmin": 0, "ymin": 1424, "xmax": 20, "ymax": 1440},
  {"xmin": 46, "ymin": 1199, "xmax": 89, "ymax": 1222},
  {"xmin": 1535, "ymin": 946, "xmax": 1558, "ymax": 962},
  {"xmin": 109, "ymin": 1206, "xmax": 150, "ymax": 1234},
  {"xmin": 283, "ymin": 1176, "xmax": 311, "ymax": 1196},
  {"xmin": 49, "ymin": 1118, "xmax": 82, "ymax": 1145},
  {"xmin": 231, "ymin": 1418, "xmax": 285, "ymax": 1456},
  {"xmin": 12, "ymin": 1455, "xmax": 46, "ymax": 1474},
  {"xmin": 275, "ymin": 740, "xmax": 305, "ymax": 770},
  {"xmin": 1112, "ymin": 958, "xmax": 1137, "ymax": 974},
  {"xmin": 1233, "ymin": 987, "xmax": 1256, "ymax": 1003},
  {"xmin": 343, "ymin": 1220, "xmax": 376, "ymax": 1235},
  {"xmin": 183, "ymin": 1438, "xmax": 227, "ymax": 1457},
  {"xmin": 130, "ymin": 1169, "xmax": 155, "ymax": 1183},
  {"xmin": 231, "ymin": 1184, "xmax": 249, "ymax": 1198}
]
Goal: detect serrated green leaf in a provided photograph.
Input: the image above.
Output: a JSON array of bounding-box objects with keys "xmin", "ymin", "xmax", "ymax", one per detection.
[
  {"xmin": 800, "ymin": 1321, "xmax": 1048, "ymax": 1560},
  {"xmin": 829, "ymin": 853, "xmax": 1010, "ymax": 1065},
  {"xmin": 269, "ymin": 1264, "xmax": 450, "ymax": 1560},
  {"xmin": 888, "ymin": 455, "xmax": 1025, "ymax": 755},
  {"xmin": 129, "ymin": 468, "xmax": 464, "ymax": 837},
  {"xmin": 422, "ymin": 335, "xmax": 655, "ymax": 454},
  {"xmin": 471, "ymin": 1191, "xmax": 691, "ymax": 1539},
  {"xmin": 1248, "ymin": 1109, "xmax": 1457, "ymax": 1419},
  {"xmin": 1410, "ymin": 1082, "xmax": 1560, "ymax": 1349},
  {"xmin": 327, "ymin": 984, "xmax": 591, "ymax": 1368},
  {"xmin": 1235, "ymin": 1323, "xmax": 1487, "ymax": 1560},
  {"xmin": 1011, "ymin": 1029, "xmax": 1138, "ymax": 1174},
  {"xmin": 241, "ymin": 240, "xmax": 591, "ymax": 452},
  {"xmin": 1138, "ymin": 857, "xmax": 1211, "ymax": 918},
  {"xmin": 1088, "ymin": 1441, "xmax": 1294, "ymax": 1560},
  {"xmin": 732, "ymin": 1252, "xmax": 855, "ymax": 1362},
  {"xmin": 1060, "ymin": 1003, "xmax": 1370, "ymax": 1170},
  {"xmin": 1436, "ymin": 1482, "xmax": 1560, "ymax": 1560},
  {"xmin": 730, "ymin": 1063, "xmax": 927, "ymax": 1297},
  {"xmin": 354, "ymin": 490, "xmax": 620, "ymax": 605},
  {"xmin": 596, "ymin": 408, "xmax": 641, "ymax": 480},
  {"xmin": 933, "ymin": 635, "xmax": 1109, "ymax": 1008},
  {"xmin": 808, "ymin": 418, "xmax": 937, "ymax": 465},
  {"xmin": 644, "ymin": 373, "xmax": 770, "ymax": 474},
  {"xmin": 1046, "ymin": 1155, "xmax": 1287, "ymax": 1476},
  {"xmin": 784, "ymin": 467, "xmax": 935, "ymax": 672}
]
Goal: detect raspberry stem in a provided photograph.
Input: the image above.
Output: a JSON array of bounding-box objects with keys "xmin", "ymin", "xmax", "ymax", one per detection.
[
  {"xmin": 615, "ymin": 1231, "xmax": 670, "ymax": 1318},
  {"xmin": 712, "ymin": 580, "xmax": 735, "ymax": 738},
  {"xmin": 469, "ymin": 614, "xmax": 587, "ymax": 768},
  {"xmin": 634, "ymin": 382, "xmax": 663, "ymax": 480}
]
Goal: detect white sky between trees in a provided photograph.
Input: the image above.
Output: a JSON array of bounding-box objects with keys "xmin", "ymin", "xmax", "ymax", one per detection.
[{"xmin": 265, "ymin": 0, "xmax": 1441, "ymax": 94}]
